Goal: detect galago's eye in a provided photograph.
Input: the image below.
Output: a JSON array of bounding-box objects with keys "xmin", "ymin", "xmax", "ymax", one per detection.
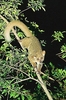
[
  {"xmin": 41, "ymin": 57, "xmax": 43, "ymax": 59},
  {"xmin": 41, "ymin": 57, "xmax": 44, "ymax": 61},
  {"xmin": 37, "ymin": 58, "xmax": 39, "ymax": 61}
]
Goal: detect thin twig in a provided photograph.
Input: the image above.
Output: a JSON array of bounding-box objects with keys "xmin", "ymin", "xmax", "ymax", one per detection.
[
  {"xmin": 41, "ymin": 71, "xmax": 55, "ymax": 81},
  {"xmin": 57, "ymin": 55, "xmax": 66, "ymax": 62},
  {"xmin": 19, "ymin": 7, "xmax": 31, "ymax": 14},
  {"xmin": 7, "ymin": 65, "xmax": 41, "ymax": 85},
  {"xmin": 56, "ymin": 53, "xmax": 66, "ymax": 62}
]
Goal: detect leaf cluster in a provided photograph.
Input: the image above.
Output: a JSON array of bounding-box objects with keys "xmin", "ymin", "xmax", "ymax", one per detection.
[
  {"xmin": 0, "ymin": 43, "xmax": 33, "ymax": 100},
  {"xmin": 52, "ymin": 31, "xmax": 66, "ymax": 62},
  {"xmin": 47, "ymin": 62, "xmax": 66, "ymax": 99},
  {"xmin": 0, "ymin": 0, "xmax": 22, "ymax": 20},
  {"xmin": 28, "ymin": 0, "xmax": 46, "ymax": 11}
]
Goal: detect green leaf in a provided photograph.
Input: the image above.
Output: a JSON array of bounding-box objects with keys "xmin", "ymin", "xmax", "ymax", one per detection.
[
  {"xmin": 21, "ymin": 95, "xmax": 25, "ymax": 100},
  {"xmin": 52, "ymin": 31, "xmax": 64, "ymax": 42}
]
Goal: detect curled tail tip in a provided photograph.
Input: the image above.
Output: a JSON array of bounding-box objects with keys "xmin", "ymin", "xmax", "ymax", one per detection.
[{"xmin": 4, "ymin": 34, "xmax": 11, "ymax": 42}]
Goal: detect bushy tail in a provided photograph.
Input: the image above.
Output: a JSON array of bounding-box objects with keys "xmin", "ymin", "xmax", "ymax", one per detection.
[{"xmin": 4, "ymin": 20, "xmax": 33, "ymax": 42}]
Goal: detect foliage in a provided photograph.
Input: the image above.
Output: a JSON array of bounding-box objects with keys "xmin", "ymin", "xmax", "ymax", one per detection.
[
  {"xmin": 52, "ymin": 31, "xmax": 65, "ymax": 42},
  {"xmin": 48, "ymin": 63, "xmax": 66, "ymax": 99},
  {"xmin": 0, "ymin": 0, "xmax": 22, "ymax": 20},
  {"xmin": 0, "ymin": 0, "xmax": 66, "ymax": 100},
  {"xmin": 0, "ymin": 43, "xmax": 34, "ymax": 100},
  {"xmin": 52, "ymin": 31, "xmax": 66, "ymax": 62},
  {"xmin": 0, "ymin": 0, "xmax": 47, "ymax": 100},
  {"xmin": 28, "ymin": 0, "xmax": 46, "ymax": 11},
  {"xmin": 60, "ymin": 44, "xmax": 66, "ymax": 59}
]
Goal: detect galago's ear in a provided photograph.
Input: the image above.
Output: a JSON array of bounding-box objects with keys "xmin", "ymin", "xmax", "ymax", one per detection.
[{"xmin": 42, "ymin": 50, "xmax": 46, "ymax": 56}]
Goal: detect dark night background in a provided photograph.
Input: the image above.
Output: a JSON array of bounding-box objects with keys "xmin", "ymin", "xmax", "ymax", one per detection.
[{"xmin": 20, "ymin": 0, "xmax": 66, "ymax": 68}]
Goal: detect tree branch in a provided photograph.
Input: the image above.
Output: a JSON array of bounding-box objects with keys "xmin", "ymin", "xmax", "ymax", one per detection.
[
  {"xmin": 0, "ymin": 15, "xmax": 53, "ymax": 100},
  {"xmin": 34, "ymin": 68, "xmax": 53, "ymax": 100}
]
